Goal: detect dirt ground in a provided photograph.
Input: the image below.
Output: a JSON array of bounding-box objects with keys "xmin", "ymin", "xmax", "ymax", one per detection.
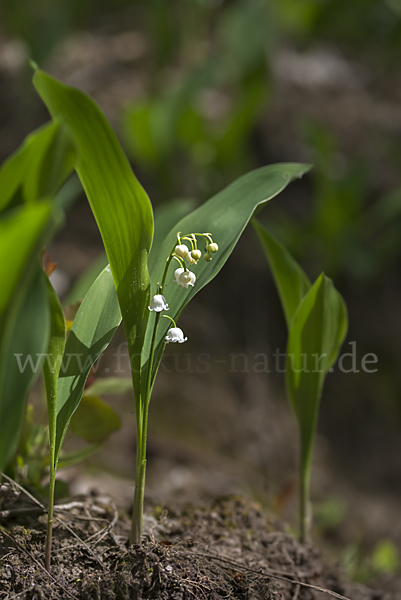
[{"xmin": 0, "ymin": 479, "xmax": 386, "ymax": 600}]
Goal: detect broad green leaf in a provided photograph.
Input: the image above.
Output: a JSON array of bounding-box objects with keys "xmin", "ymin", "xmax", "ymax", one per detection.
[
  {"xmin": 285, "ymin": 273, "xmax": 348, "ymax": 471},
  {"xmin": 147, "ymin": 164, "xmax": 312, "ymax": 379},
  {"xmin": 0, "ymin": 269, "xmax": 50, "ymax": 472},
  {"xmin": 33, "ymin": 69, "xmax": 154, "ymax": 403},
  {"xmin": 252, "ymin": 220, "xmax": 311, "ymax": 329},
  {"xmin": 70, "ymin": 395, "xmax": 121, "ymax": 444},
  {"xmin": 84, "ymin": 377, "xmax": 133, "ymax": 397},
  {"xmin": 43, "ymin": 275, "xmax": 66, "ymax": 471},
  {"xmin": 0, "ymin": 120, "xmax": 76, "ymax": 212},
  {"xmin": 55, "ymin": 266, "xmax": 122, "ymax": 464},
  {"xmin": 0, "ymin": 118, "xmax": 76, "ymax": 475},
  {"xmin": 0, "ymin": 145, "xmax": 25, "ymax": 212},
  {"xmin": 0, "ymin": 202, "xmax": 52, "ymax": 319}
]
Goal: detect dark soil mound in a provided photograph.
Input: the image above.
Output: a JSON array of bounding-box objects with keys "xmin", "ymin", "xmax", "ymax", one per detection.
[{"xmin": 0, "ymin": 481, "xmax": 386, "ymax": 599}]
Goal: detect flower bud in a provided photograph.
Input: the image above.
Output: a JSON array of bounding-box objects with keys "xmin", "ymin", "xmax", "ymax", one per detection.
[
  {"xmin": 207, "ymin": 242, "xmax": 218, "ymax": 253},
  {"xmin": 165, "ymin": 327, "xmax": 187, "ymax": 344},
  {"xmin": 204, "ymin": 253, "xmax": 212, "ymax": 262},
  {"xmin": 186, "ymin": 253, "xmax": 196, "ymax": 265},
  {"xmin": 191, "ymin": 249, "xmax": 202, "ymax": 261},
  {"xmin": 148, "ymin": 294, "xmax": 169, "ymax": 312},
  {"xmin": 174, "ymin": 244, "xmax": 189, "ymax": 258}
]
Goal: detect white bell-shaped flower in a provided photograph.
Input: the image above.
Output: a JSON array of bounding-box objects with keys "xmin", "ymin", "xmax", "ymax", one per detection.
[
  {"xmin": 174, "ymin": 268, "xmax": 184, "ymax": 283},
  {"xmin": 148, "ymin": 294, "xmax": 169, "ymax": 312},
  {"xmin": 175, "ymin": 269, "xmax": 196, "ymax": 288},
  {"xmin": 174, "ymin": 244, "xmax": 189, "ymax": 258},
  {"xmin": 165, "ymin": 327, "xmax": 187, "ymax": 344}
]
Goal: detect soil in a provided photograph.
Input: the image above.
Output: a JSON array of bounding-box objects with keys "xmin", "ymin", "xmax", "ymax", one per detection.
[{"xmin": 0, "ymin": 479, "xmax": 386, "ymax": 600}]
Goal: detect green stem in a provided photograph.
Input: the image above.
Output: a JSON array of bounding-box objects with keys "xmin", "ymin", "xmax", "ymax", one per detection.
[
  {"xmin": 44, "ymin": 385, "xmax": 57, "ymax": 572},
  {"xmin": 150, "ymin": 341, "xmax": 167, "ymax": 392},
  {"xmin": 45, "ymin": 466, "xmax": 56, "ymax": 571},
  {"xmin": 162, "ymin": 314, "xmax": 177, "ymax": 328},
  {"xmin": 299, "ymin": 460, "xmax": 311, "ymax": 544},
  {"xmin": 160, "ymin": 243, "xmax": 178, "ymax": 292},
  {"xmin": 130, "ymin": 311, "xmax": 161, "ymax": 544},
  {"xmin": 130, "ymin": 454, "xmax": 147, "ymax": 544}
]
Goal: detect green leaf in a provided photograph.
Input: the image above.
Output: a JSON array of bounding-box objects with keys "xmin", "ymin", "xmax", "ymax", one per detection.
[
  {"xmin": 33, "ymin": 69, "xmax": 154, "ymax": 402},
  {"xmin": 70, "ymin": 395, "xmax": 121, "ymax": 444},
  {"xmin": 0, "ymin": 116, "xmax": 76, "ymax": 475},
  {"xmin": 55, "ymin": 265, "xmax": 122, "ymax": 464},
  {"xmin": 252, "ymin": 220, "xmax": 311, "ymax": 329},
  {"xmin": 0, "ymin": 120, "xmax": 76, "ymax": 212},
  {"xmin": 84, "ymin": 377, "xmax": 133, "ymax": 397},
  {"xmin": 0, "ymin": 269, "xmax": 50, "ymax": 472},
  {"xmin": 285, "ymin": 273, "xmax": 348, "ymax": 471},
  {"xmin": 43, "ymin": 275, "xmax": 66, "ymax": 472},
  {"xmin": 147, "ymin": 164, "xmax": 312, "ymax": 378},
  {"xmin": 0, "ymin": 202, "xmax": 52, "ymax": 319}
]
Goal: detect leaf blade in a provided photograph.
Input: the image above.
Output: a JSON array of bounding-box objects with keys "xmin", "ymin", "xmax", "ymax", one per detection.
[
  {"xmin": 55, "ymin": 265, "xmax": 122, "ymax": 464},
  {"xmin": 285, "ymin": 273, "xmax": 348, "ymax": 470},
  {"xmin": 43, "ymin": 275, "xmax": 66, "ymax": 470},
  {"xmin": 148, "ymin": 164, "xmax": 312, "ymax": 375},
  {"xmin": 0, "ymin": 269, "xmax": 50, "ymax": 472},
  {"xmin": 0, "ymin": 120, "xmax": 76, "ymax": 211},
  {"xmin": 33, "ymin": 69, "xmax": 154, "ymax": 400},
  {"xmin": 252, "ymin": 219, "xmax": 311, "ymax": 329},
  {"xmin": 0, "ymin": 202, "xmax": 52, "ymax": 319}
]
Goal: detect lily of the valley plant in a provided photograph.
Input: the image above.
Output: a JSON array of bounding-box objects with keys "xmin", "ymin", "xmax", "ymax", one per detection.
[
  {"xmin": 253, "ymin": 220, "xmax": 348, "ymax": 543},
  {"xmin": 0, "ymin": 64, "xmax": 309, "ymax": 569}
]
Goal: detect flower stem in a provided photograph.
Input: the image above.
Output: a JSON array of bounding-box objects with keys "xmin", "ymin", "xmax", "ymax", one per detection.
[
  {"xmin": 162, "ymin": 314, "xmax": 177, "ymax": 327},
  {"xmin": 160, "ymin": 243, "xmax": 178, "ymax": 292}
]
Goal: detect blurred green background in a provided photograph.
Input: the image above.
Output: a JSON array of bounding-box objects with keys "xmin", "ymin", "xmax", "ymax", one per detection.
[{"xmin": 1, "ymin": 0, "xmax": 401, "ymax": 588}]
